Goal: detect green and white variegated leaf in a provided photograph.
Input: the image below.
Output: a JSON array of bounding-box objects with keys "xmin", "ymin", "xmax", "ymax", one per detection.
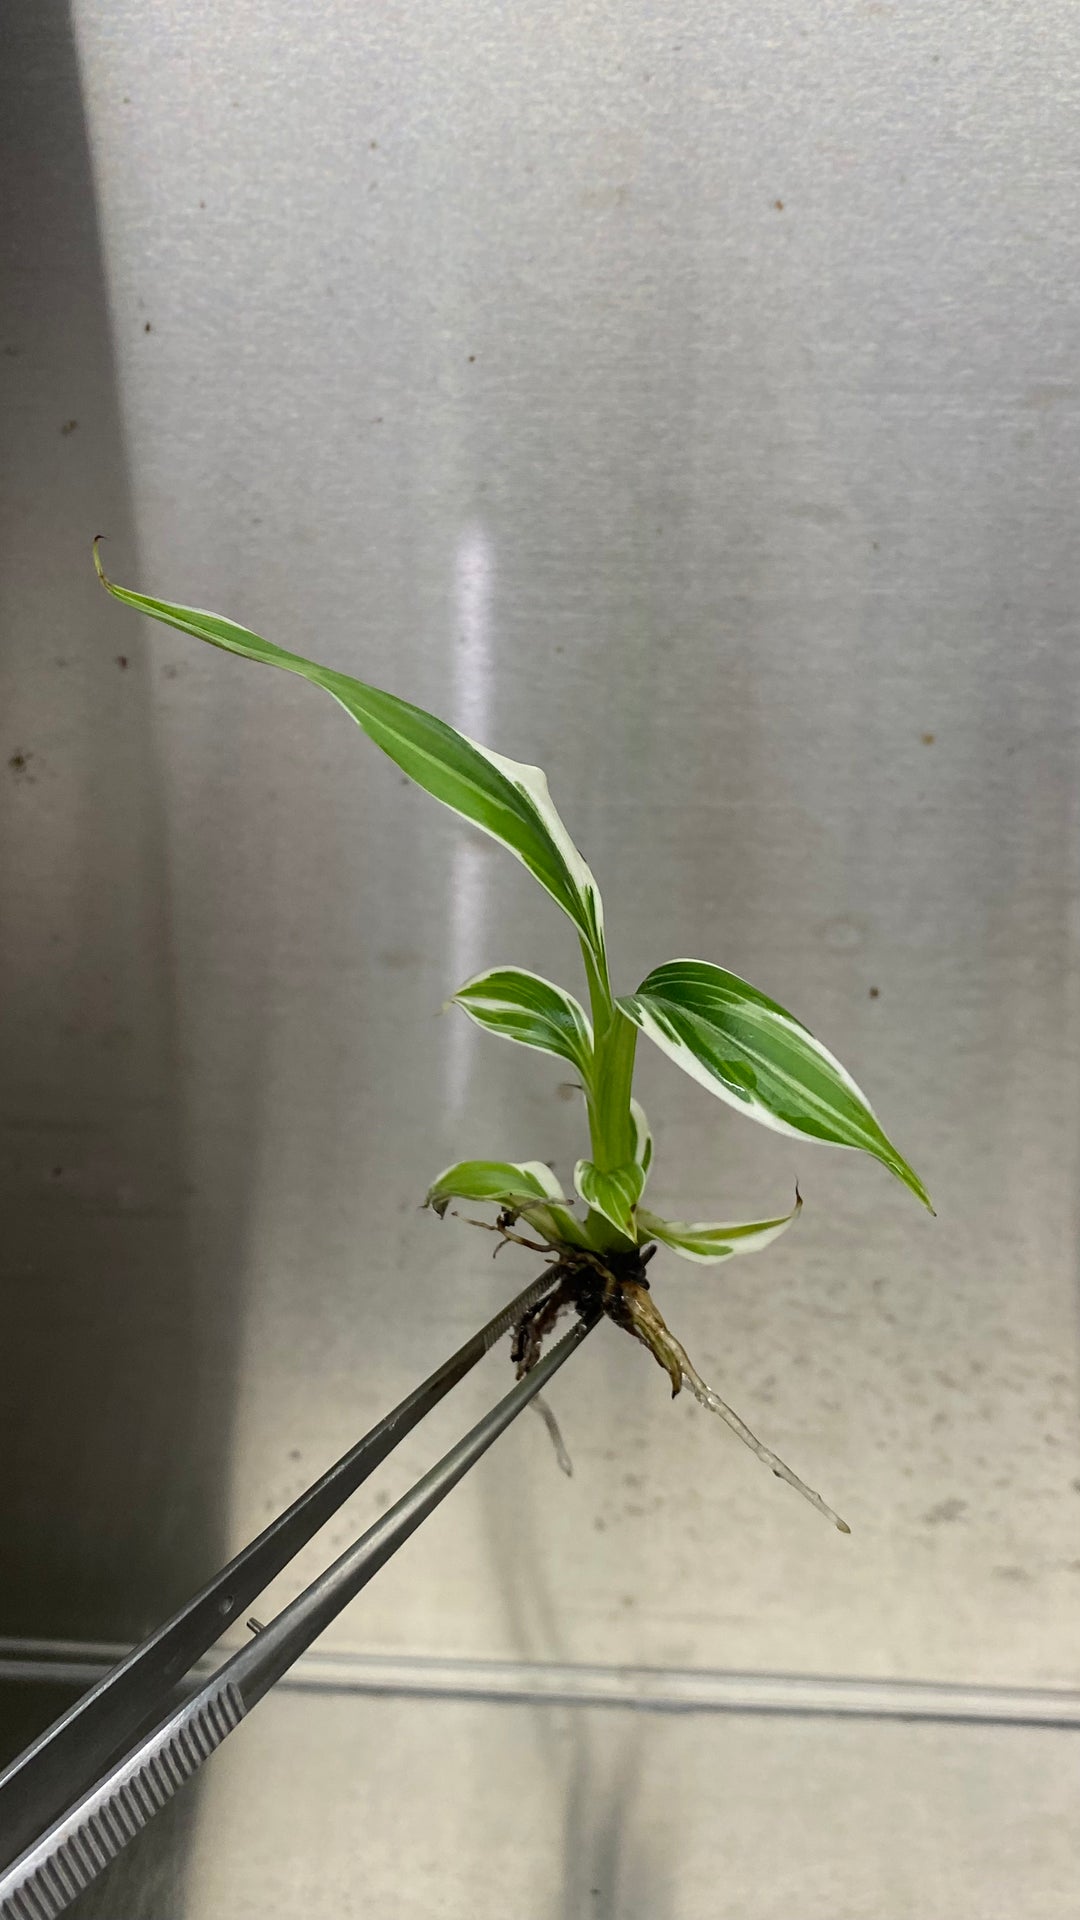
[
  {"xmin": 423, "ymin": 1158, "xmax": 587, "ymax": 1248},
  {"xmin": 95, "ymin": 548, "xmax": 607, "ymax": 967},
  {"xmin": 424, "ymin": 1158, "xmax": 566, "ymax": 1217},
  {"xmin": 574, "ymin": 1157, "xmax": 645, "ymax": 1241},
  {"xmin": 636, "ymin": 1191, "xmax": 802, "ymax": 1265},
  {"xmin": 452, "ymin": 967, "xmax": 593, "ymax": 1080},
  {"xmin": 620, "ymin": 959, "xmax": 932, "ymax": 1211},
  {"xmin": 629, "ymin": 1098, "xmax": 653, "ymax": 1177}
]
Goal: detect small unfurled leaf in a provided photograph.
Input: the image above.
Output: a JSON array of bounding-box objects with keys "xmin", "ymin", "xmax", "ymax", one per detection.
[
  {"xmin": 574, "ymin": 1157, "xmax": 644, "ymax": 1240},
  {"xmin": 425, "ymin": 1158, "xmax": 566, "ymax": 1218},
  {"xmin": 629, "ymin": 1098, "xmax": 653, "ymax": 1177},
  {"xmin": 621, "ymin": 959, "xmax": 931, "ymax": 1211},
  {"xmin": 424, "ymin": 1158, "xmax": 586, "ymax": 1247},
  {"xmin": 94, "ymin": 548, "xmax": 607, "ymax": 966},
  {"xmin": 636, "ymin": 1191, "xmax": 802, "ymax": 1265},
  {"xmin": 453, "ymin": 967, "xmax": 593, "ymax": 1080}
]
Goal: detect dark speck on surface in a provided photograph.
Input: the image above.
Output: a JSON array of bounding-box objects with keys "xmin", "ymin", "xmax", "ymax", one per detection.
[
  {"xmin": 144, "ymin": 322, "xmax": 152, "ymax": 333},
  {"xmin": 60, "ymin": 419, "xmax": 78, "ymax": 435},
  {"xmin": 116, "ymin": 655, "xmax": 128, "ymax": 670},
  {"xmin": 922, "ymin": 732, "xmax": 935, "ymax": 745},
  {"xmin": 923, "ymin": 1497, "xmax": 967, "ymax": 1526},
  {"xmin": 869, "ymin": 985, "xmax": 880, "ymax": 999},
  {"xmin": 9, "ymin": 750, "xmax": 30, "ymax": 776},
  {"xmin": 773, "ymin": 198, "xmax": 784, "ymax": 210}
]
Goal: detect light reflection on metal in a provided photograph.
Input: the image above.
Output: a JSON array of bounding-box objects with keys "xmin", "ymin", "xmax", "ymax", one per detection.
[{"xmin": 444, "ymin": 524, "xmax": 496, "ymax": 1115}]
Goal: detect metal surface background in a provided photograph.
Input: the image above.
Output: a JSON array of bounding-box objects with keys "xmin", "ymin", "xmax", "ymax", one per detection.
[{"xmin": 3, "ymin": 0, "xmax": 1079, "ymax": 1912}]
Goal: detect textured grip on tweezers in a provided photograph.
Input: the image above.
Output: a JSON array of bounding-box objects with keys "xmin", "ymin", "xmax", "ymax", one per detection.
[{"xmin": 0, "ymin": 1682, "xmax": 245, "ymax": 1920}]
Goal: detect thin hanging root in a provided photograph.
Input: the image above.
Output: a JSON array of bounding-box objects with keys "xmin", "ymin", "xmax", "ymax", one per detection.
[
  {"xmin": 617, "ymin": 1279, "xmax": 850, "ymax": 1534},
  {"xmin": 531, "ymin": 1392, "xmax": 574, "ymax": 1477},
  {"xmin": 452, "ymin": 1212, "xmax": 554, "ymax": 1256},
  {"xmin": 679, "ymin": 1362, "xmax": 850, "ymax": 1534}
]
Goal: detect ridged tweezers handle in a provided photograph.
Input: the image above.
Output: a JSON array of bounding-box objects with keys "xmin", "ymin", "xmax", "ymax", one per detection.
[{"xmin": 0, "ymin": 1681, "xmax": 245, "ymax": 1920}]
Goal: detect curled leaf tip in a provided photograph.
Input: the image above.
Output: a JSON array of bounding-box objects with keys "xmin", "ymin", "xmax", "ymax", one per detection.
[
  {"xmin": 92, "ymin": 536, "xmax": 109, "ymax": 583},
  {"xmin": 836, "ymin": 1518, "xmax": 852, "ymax": 1535}
]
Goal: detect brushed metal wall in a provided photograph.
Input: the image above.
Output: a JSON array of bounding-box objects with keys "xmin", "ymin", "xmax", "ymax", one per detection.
[{"xmin": 4, "ymin": 1, "xmax": 1079, "ymax": 1913}]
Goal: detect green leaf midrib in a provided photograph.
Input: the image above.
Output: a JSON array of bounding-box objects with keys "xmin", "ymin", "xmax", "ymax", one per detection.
[{"xmin": 316, "ymin": 672, "xmax": 585, "ymax": 920}]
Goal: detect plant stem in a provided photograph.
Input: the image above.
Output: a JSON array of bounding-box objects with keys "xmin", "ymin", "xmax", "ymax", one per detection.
[{"xmin": 579, "ymin": 937, "xmax": 639, "ymax": 1249}]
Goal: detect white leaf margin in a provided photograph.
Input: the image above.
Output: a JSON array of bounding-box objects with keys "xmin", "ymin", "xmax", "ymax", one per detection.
[
  {"xmin": 573, "ymin": 1157, "xmax": 645, "ymax": 1239},
  {"xmin": 636, "ymin": 1189, "xmax": 802, "ymax": 1264},
  {"xmin": 452, "ymin": 965, "xmax": 594, "ymax": 1078}
]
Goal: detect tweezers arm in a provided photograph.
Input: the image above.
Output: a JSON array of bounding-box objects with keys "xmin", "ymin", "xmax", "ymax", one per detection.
[
  {"xmin": 0, "ymin": 1270, "xmax": 555, "ymax": 1875},
  {"xmin": 0, "ymin": 1309, "xmax": 596, "ymax": 1920}
]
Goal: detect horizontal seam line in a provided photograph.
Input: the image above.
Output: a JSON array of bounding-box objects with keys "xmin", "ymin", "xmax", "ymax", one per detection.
[{"xmin": 2, "ymin": 1640, "xmax": 1079, "ymax": 1729}]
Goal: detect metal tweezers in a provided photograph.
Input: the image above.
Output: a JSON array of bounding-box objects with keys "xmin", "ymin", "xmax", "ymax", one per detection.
[{"xmin": 0, "ymin": 1270, "xmax": 596, "ymax": 1919}]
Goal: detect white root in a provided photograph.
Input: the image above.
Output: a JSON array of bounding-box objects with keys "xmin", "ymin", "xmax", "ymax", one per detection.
[
  {"xmin": 679, "ymin": 1359, "xmax": 850, "ymax": 1534},
  {"xmin": 531, "ymin": 1392, "xmax": 574, "ymax": 1478},
  {"xmin": 615, "ymin": 1278, "xmax": 850, "ymax": 1533}
]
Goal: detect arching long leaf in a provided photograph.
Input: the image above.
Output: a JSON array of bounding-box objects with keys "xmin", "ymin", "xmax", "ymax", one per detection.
[
  {"xmin": 95, "ymin": 548, "xmax": 606, "ymax": 964},
  {"xmin": 621, "ymin": 959, "xmax": 931, "ymax": 1210}
]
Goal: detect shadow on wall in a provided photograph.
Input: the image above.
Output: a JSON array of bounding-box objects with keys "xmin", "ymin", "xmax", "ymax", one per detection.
[{"xmin": 0, "ymin": 5, "xmax": 255, "ymax": 1909}]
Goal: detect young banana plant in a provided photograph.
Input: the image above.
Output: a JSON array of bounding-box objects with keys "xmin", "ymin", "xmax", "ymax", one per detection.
[{"xmin": 96, "ymin": 543, "xmax": 931, "ymax": 1530}]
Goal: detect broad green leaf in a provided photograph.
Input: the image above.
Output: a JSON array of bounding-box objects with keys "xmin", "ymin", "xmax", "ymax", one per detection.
[
  {"xmin": 95, "ymin": 548, "xmax": 606, "ymax": 964},
  {"xmin": 574, "ymin": 1157, "xmax": 645, "ymax": 1240},
  {"xmin": 636, "ymin": 1192, "xmax": 801, "ymax": 1265},
  {"xmin": 621, "ymin": 959, "xmax": 932, "ymax": 1211},
  {"xmin": 629, "ymin": 1098, "xmax": 653, "ymax": 1177},
  {"xmin": 452, "ymin": 967, "xmax": 593, "ymax": 1080},
  {"xmin": 424, "ymin": 1158, "xmax": 587, "ymax": 1248}
]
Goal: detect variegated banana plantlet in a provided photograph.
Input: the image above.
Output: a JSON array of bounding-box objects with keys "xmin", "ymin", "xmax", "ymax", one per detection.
[{"xmin": 96, "ymin": 543, "xmax": 932, "ymax": 1532}]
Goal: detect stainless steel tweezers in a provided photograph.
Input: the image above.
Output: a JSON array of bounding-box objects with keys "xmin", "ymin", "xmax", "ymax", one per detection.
[{"xmin": 0, "ymin": 1271, "xmax": 596, "ymax": 1919}]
